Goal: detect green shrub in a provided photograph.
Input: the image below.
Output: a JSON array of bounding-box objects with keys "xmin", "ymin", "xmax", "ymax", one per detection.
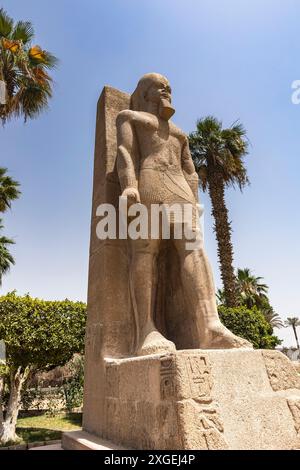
[
  {"xmin": 0, "ymin": 293, "xmax": 86, "ymax": 444},
  {"xmin": 219, "ymin": 305, "xmax": 282, "ymax": 349},
  {"xmin": 63, "ymin": 356, "xmax": 84, "ymax": 412}
]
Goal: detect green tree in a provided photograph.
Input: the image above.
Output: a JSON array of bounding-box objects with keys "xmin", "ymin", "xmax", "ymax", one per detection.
[
  {"xmin": 0, "ymin": 221, "xmax": 14, "ymax": 285},
  {"xmin": 0, "ymin": 293, "xmax": 86, "ymax": 444},
  {"xmin": 261, "ymin": 305, "xmax": 284, "ymax": 329},
  {"xmin": 218, "ymin": 268, "xmax": 284, "ymax": 329},
  {"xmin": 63, "ymin": 355, "xmax": 84, "ymax": 412},
  {"xmin": 285, "ymin": 317, "xmax": 300, "ymax": 351},
  {"xmin": 0, "ymin": 168, "xmax": 20, "ymax": 212},
  {"xmin": 189, "ymin": 116, "xmax": 249, "ymax": 307},
  {"xmin": 0, "ymin": 8, "xmax": 57, "ymax": 124},
  {"xmin": 216, "ymin": 288, "xmax": 226, "ymax": 306},
  {"xmin": 219, "ymin": 305, "xmax": 281, "ymax": 349},
  {"xmin": 236, "ymin": 268, "xmax": 268, "ymax": 309},
  {"xmin": 0, "ymin": 169, "xmax": 20, "ymax": 285}
]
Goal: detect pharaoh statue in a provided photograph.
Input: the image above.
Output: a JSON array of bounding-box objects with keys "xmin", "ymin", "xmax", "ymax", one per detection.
[
  {"xmin": 63, "ymin": 75, "xmax": 300, "ymax": 452},
  {"xmin": 116, "ymin": 73, "xmax": 251, "ymax": 356}
]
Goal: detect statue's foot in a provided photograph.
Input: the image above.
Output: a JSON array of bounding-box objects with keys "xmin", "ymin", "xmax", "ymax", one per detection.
[
  {"xmin": 200, "ymin": 323, "xmax": 253, "ymax": 349},
  {"xmin": 137, "ymin": 330, "xmax": 176, "ymax": 356}
]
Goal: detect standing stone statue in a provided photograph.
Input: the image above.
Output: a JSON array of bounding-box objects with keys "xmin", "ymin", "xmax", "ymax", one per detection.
[
  {"xmin": 62, "ymin": 74, "xmax": 300, "ymax": 451},
  {"xmin": 116, "ymin": 73, "xmax": 251, "ymax": 355}
]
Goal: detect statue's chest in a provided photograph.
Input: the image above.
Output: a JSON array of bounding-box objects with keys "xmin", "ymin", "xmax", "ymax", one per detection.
[{"xmin": 135, "ymin": 120, "xmax": 183, "ymax": 153}]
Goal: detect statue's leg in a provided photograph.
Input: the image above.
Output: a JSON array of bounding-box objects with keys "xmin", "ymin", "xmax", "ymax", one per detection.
[
  {"xmin": 129, "ymin": 238, "xmax": 176, "ymax": 356},
  {"xmin": 173, "ymin": 238, "xmax": 252, "ymax": 349}
]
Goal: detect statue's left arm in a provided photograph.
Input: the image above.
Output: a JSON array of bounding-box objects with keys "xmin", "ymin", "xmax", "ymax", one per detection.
[{"xmin": 181, "ymin": 137, "xmax": 199, "ymax": 202}]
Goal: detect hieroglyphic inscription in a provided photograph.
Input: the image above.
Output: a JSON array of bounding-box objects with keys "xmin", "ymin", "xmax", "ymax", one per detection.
[
  {"xmin": 180, "ymin": 353, "xmax": 228, "ymax": 449},
  {"xmin": 194, "ymin": 402, "xmax": 228, "ymax": 450},
  {"xmin": 160, "ymin": 355, "xmax": 176, "ymax": 400},
  {"xmin": 185, "ymin": 354, "xmax": 212, "ymax": 399},
  {"xmin": 262, "ymin": 350, "xmax": 300, "ymax": 391}
]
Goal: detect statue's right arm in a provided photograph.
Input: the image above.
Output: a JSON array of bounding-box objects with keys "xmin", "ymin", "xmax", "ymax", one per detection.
[{"xmin": 116, "ymin": 111, "xmax": 140, "ymax": 202}]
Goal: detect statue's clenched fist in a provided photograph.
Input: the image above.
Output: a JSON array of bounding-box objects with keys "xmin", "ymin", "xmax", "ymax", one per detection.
[{"xmin": 121, "ymin": 187, "xmax": 141, "ymax": 206}]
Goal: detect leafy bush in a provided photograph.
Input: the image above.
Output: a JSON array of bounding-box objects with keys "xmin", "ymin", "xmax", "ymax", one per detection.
[
  {"xmin": 22, "ymin": 386, "xmax": 65, "ymax": 416},
  {"xmin": 219, "ymin": 305, "xmax": 282, "ymax": 349},
  {"xmin": 0, "ymin": 293, "xmax": 86, "ymax": 370},
  {"xmin": 45, "ymin": 387, "xmax": 65, "ymax": 417},
  {"xmin": 0, "ymin": 293, "xmax": 86, "ymax": 444},
  {"xmin": 63, "ymin": 356, "xmax": 84, "ymax": 412}
]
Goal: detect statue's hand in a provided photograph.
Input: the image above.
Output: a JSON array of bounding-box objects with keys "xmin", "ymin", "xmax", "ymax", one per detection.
[{"xmin": 121, "ymin": 187, "xmax": 141, "ymax": 206}]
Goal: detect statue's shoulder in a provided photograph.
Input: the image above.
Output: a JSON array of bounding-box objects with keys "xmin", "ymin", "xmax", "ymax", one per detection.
[
  {"xmin": 117, "ymin": 109, "xmax": 147, "ymax": 125},
  {"xmin": 169, "ymin": 121, "xmax": 187, "ymax": 143}
]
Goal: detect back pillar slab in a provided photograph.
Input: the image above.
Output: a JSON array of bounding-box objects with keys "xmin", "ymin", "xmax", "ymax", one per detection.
[{"xmin": 83, "ymin": 87, "xmax": 134, "ymax": 436}]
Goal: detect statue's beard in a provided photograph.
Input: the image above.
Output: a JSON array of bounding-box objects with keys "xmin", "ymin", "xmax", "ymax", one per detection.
[{"xmin": 159, "ymin": 98, "xmax": 175, "ymax": 121}]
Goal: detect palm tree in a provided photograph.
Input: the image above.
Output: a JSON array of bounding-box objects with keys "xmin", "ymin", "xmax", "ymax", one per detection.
[
  {"xmin": 189, "ymin": 116, "xmax": 249, "ymax": 307},
  {"xmin": 262, "ymin": 307, "xmax": 284, "ymax": 329},
  {"xmin": 217, "ymin": 268, "xmax": 284, "ymax": 329},
  {"xmin": 0, "ymin": 8, "xmax": 57, "ymax": 124},
  {"xmin": 285, "ymin": 317, "xmax": 300, "ymax": 351},
  {"xmin": 0, "ymin": 167, "xmax": 20, "ymax": 212},
  {"xmin": 0, "ymin": 220, "xmax": 14, "ymax": 285},
  {"xmin": 216, "ymin": 288, "xmax": 226, "ymax": 306},
  {"xmin": 236, "ymin": 268, "xmax": 269, "ymax": 309}
]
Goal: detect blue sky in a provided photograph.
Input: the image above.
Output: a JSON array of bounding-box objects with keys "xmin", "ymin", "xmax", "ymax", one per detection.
[{"xmin": 1, "ymin": 0, "xmax": 300, "ymax": 346}]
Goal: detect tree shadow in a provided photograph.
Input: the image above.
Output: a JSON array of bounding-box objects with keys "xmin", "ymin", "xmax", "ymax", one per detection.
[
  {"xmin": 60, "ymin": 412, "xmax": 82, "ymax": 426},
  {"xmin": 16, "ymin": 427, "xmax": 61, "ymax": 443}
]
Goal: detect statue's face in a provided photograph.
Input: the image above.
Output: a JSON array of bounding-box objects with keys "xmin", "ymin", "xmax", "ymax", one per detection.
[
  {"xmin": 144, "ymin": 77, "xmax": 174, "ymax": 120},
  {"xmin": 145, "ymin": 78, "xmax": 172, "ymax": 105}
]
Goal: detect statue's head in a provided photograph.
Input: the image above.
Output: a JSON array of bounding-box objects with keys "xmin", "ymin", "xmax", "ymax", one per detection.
[{"xmin": 131, "ymin": 73, "xmax": 175, "ymax": 121}]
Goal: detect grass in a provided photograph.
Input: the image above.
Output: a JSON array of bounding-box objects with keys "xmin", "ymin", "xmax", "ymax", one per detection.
[{"xmin": 13, "ymin": 412, "xmax": 82, "ymax": 445}]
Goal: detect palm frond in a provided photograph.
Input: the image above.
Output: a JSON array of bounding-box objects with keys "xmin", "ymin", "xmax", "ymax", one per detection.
[
  {"xmin": 12, "ymin": 20, "xmax": 34, "ymax": 44},
  {"xmin": 189, "ymin": 116, "xmax": 249, "ymax": 192},
  {"xmin": 0, "ymin": 8, "xmax": 13, "ymax": 38},
  {"xmin": 236, "ymin": 268, "xmax": 271, "ymax": 309},
  {"xmin": 285, "ymin": 317, "xmax": 300, "ymax": 327},
  {"xmin": 0, "ymin": 168, "xmax": 21, "ymax": 212},
  {"xmin": 40, "ymin": 50, "xmax": 58, "ymax": 69},
  {"xmin": 0, "ymin": 223, "xmax": 15, "ymax": 286},
  {"xmin": 216, "ymin": 288, "xmax": 226, "ymax": 305},
  {"xmin": 12, "ymin": 81, "xmax": 51, "ymax": 121},
  {"xmin": 0, "ymin": 10, "xmax": 57, "ymax": 124},
  {"xmin": 261, "ymin": 307, "xmax": 284, "ymax": 329}
]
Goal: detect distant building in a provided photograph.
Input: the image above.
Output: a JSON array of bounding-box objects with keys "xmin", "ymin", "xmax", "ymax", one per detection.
[{"xmin": 280, "ymin": 347, "xmax": 300, "ymax": 361}]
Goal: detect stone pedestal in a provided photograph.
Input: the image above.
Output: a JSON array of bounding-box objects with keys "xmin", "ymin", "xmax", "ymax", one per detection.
[{"xmin": 63, "ymin": 349, "xmax": 300, "ymax": 450}]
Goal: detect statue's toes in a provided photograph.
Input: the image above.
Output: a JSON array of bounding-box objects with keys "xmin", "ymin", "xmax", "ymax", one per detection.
[
  {"xmin": 203, "ymin": 326, "xmax": 253, "ymax": 350},
  {"xmin": 137, "ymin": 332, "xmax": 176, "ymax": 356}
]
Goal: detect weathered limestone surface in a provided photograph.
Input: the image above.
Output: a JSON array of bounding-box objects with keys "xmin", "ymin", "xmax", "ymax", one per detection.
[
  {"xmin": 62, "ymin": 431, "xmax": 125, "ymax": 451},
  {"xmin": 82, "ymin": 87, "xmax": 134, "ymax": 437},
  {"xmin": 64, "ymin": 77, "xmax": 300, "ymax": 450},
  {"xmin": 65, "ymin": 349, "xmax": 300, "ymax": 450}
]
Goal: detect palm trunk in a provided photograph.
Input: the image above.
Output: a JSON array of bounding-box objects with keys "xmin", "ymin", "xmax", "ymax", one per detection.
[
  {"xmin": 0, "ymin": 50, "xmax": 7, "ymax": 113},
  {"xmin": 0, "ymin": 63, "xmax": 6, "ymax": 107},
  {"xmin": 0, "ymin": 46, "xmax": 9, "ymax": 117},
  {"xmin": 0, "ymin": 366, "xmax": 30, "ymax": 445},
  {"xmin": 208, "ymin": 172, "xmax": 237, "ymax": 307},
  {"xmin": 292, "ymin": 325, "xmax": 300, "ymax": 350}
]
